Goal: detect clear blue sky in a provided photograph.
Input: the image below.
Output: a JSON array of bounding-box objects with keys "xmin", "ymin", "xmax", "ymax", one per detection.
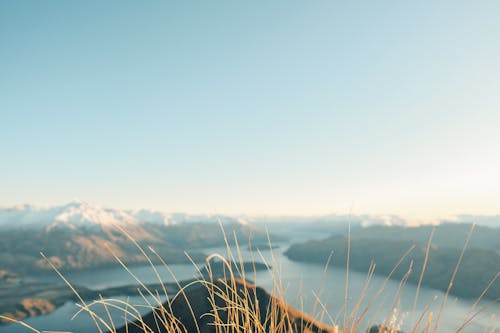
[{"xmin": 1, "ymin": 1, "xmax": 499, "ymax": 218}]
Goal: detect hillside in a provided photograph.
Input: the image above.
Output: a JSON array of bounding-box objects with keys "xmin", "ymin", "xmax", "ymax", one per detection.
[
  {"xmin": 345, "ymin": 223, "xmax": 500, "ymax": 251},
  {"xmin": 114, "ymin": 278, "xmax": 339, "ymax": 333},
  {"xmin": 0, "ymin": 202, "xmax": 276, "ymax": 276},
  {"xmin": 285, "ymin": 224, "xmax": 500, "ymax": 300}
]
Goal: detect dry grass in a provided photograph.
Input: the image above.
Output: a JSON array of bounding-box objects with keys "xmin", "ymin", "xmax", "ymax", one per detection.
[{"xmin": 1, "ymin": 223, "xmax": 498, "ymax": 333}]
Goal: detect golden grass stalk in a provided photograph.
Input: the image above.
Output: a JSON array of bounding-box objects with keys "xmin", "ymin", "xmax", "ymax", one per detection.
[{"xmin": 431, "ymin": 224, "xmax": 475, "ymax": 333}]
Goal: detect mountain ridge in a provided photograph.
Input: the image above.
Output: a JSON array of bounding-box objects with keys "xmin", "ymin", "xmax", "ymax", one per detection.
[
  {"xmin": 0, "ymin": 201, "xmax": 251, "ymax": 229},
  {"xmin": 1, "ymin": 202, "xmax": 499, "ymax": 229}
]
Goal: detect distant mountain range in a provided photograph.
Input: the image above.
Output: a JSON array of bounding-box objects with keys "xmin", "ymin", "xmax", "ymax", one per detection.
[
  {"xmin": 1, "ymin": 201, "xmax": 499, "ymax": 229},
  {"xmin": 0, "ymin": 201, "xmax": 252, "ymax": 230},
  {"xmin": 0, "ymin": 202, "xmax": 271, "ymax": 276},
  {"xmin": 252, "ymin": 214, "xmax": 500, "ymax": 228}
]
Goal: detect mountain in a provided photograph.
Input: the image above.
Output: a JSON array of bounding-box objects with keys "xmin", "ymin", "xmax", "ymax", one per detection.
[
  {"xmin": 338, "ymin": 223, "xmax": 500, "ymax": 251},
  {"xmin": 249, "ymin": 213, "xmax": 500, "ymax": 229},
  {"xmin": 0, "ymin": 202, "xmax": 274, "ymax": 276},
  {"xmin": 284, "ymin": 224, "xmax": 500, "ymax": 300},
  {"xmin": 445, "ymin": 214, "xmax": 500, "ymax": 228},
  {"xmin": 0, "ymin": 201, "xmax": 255, "ymax": 230},
  {"xmin": 0, "ymin": 201, "xmax": 173, "ymax": 229}
]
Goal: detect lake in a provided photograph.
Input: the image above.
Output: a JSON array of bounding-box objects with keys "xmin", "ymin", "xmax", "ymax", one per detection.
[{"xmin": 1, "ymin": 240, "xmax": 498, "ymax": 333}]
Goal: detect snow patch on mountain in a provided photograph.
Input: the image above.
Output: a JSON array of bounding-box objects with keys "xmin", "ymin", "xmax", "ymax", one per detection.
[
  {"xmin": 52, "ymin": 201, "xmax": 136, "ymax": 227},
  {"xmin": 0, "ymin": 201, "xmax": 175, "ymax": 228},
  {"xmin": 0, "ymin": 202, "xmax": 247, "ymax": 229},
  {"xmin": 129, "ymin": 209, "xmax": 173, "ymax": 225},
  {"xmin": 167, "ymin": 213, "xmax": 242, "ymax": 225}
]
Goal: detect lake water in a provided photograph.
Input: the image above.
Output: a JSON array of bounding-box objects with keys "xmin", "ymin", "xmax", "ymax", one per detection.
[{"xmin": 2, "ymin": 241, "xmax": 498, "ymax": 333}]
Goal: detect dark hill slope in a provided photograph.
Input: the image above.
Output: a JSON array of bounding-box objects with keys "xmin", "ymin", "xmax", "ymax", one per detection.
[
  {"xmin": 349, "ymin": 223, "xmax": 500, "ymax": 251},
  {"xmin": 114, "ymin": 278, "xmax": 338, "ymax": 333},
  {"xmin": 285, "ymin": 235, "xmax": 499, "ymax": 300}
]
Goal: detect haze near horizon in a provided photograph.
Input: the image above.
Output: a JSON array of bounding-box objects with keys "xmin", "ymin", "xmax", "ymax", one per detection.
[{"xmin": 1, "ymin": 1, "xmax": 500, "ymax": 220}]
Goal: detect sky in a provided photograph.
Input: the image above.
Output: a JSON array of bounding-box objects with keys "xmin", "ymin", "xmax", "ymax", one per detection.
[{"xmin": 1, "ymin": 1, "xmax": 499, "ymax": 219}]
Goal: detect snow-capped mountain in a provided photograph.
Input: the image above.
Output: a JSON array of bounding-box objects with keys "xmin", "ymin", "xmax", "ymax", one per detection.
[
  {"xmin": 53, "ymin": 201, "xmax": 136, "ymax": 227},
  {"xmin": 0, "ymin": 201, "xmax": 250, "ymax": 229},
  {"xmin": 0, "ymin": 202, "xmax": 272, "ymax": 274},
  {"xmin": 167, "ymin": 212, "xmax": 245, "ymax": 225},
  {"xmin": 0, "ymin": 201, "xmax": 174, "ymax": 229}
]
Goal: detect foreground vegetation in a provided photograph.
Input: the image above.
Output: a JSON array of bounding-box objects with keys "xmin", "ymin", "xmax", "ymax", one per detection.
[
  {"xmin": 0, "ymin": 261, "xmax": 269, "ymax": 325},
  {"xmin": 1, "ymin": 224, "xmax": 498, "ymax": 333},
  {"xmin": 0, "ymin": 280, "xmax": 180, "ymax": 325}
]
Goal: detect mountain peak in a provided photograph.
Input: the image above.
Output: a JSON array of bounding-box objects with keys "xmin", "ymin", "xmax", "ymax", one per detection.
[
  {"xmin": 0, "ymin": 202, "xmax": 251, "ymax": 229},
  {"xmin": 53, "ymin": 201, "xmax": 134, "ymax": 227},
  {"xmin": 0, "ymin": 202, "xmax": 138, "ymax": 228}
]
